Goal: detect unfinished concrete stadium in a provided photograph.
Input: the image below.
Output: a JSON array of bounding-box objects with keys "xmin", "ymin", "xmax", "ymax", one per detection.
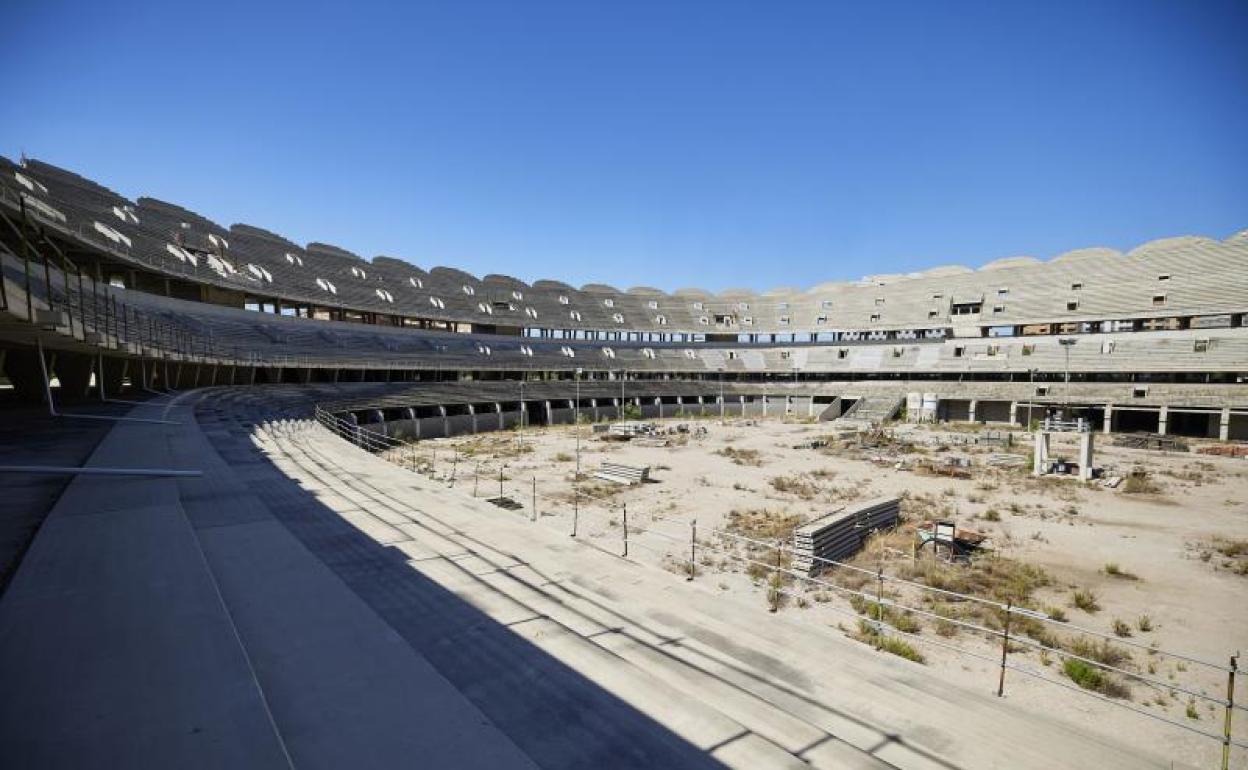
[{"xmin": 1, "ymin": 157, "xmax": 1245, "ymax": 769}]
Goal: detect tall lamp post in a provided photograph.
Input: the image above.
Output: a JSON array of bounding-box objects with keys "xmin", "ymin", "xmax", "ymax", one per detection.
[
  {"xmin": 574, "ymin": 367, "xmax": 582, "ymax": 480},
  {"xmin": 718, "ymin": 367, "xmax": 725, "ymax": 424},
  {"xmin": 518, "ymin": 376, "xmax": 525, "ymax": 448},
  {"xmin": 1058, "ymin": 338, "xmax": 1077, "ymax": 416},
  {"xmin": 1027, "ymin": 368, "xmax": 1037, "ymax": 430},
  {"xmin": 619, "ymin": 369, "xmax": 626, "ymax": 420}
]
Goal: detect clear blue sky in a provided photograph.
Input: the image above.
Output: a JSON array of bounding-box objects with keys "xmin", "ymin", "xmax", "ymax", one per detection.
[{"xmin": 2, "ymin": 0, "xmax": 1245, "ymax": 292}]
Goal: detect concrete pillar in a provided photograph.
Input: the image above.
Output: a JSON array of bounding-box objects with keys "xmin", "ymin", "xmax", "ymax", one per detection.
[
  {"xmin": 1008, "ymin": 401, "xmax": 1018, "ymax": 426},
  {"xmin": 100, "ymin": 355, "xmax": 125, "ymax": 397},
  {"xmin": 968, "ymin": 399, "xmax": 978, "ymax": 424},
  {"xmin": 1103, "ymin": 404, "xmax": 1113, "ymax": 435},
  {"xmin": 1078, "ymin": 432, "xmax": 1095, "ymax": 481},
  {"xmin": 439, "ymin": 404, "xmax": 448, "ymax": 436},
  {"xmin": 1033, "ymin": 432, "xmax": 1050, "ymax": 476},
  {"xmin": 2, "ymin": 347, "xmax": 48, "ymax": 402},
  {"xmin": 494, "ymin": 402, "xmax": 503, "ymax": 430},
  {"xmin": 1219, "ymin": 408, "xmax": 1231, "ymax": 441},
  {"xmin": 1157, "ymin": 406, "xmax": 1168, "ymax": 436},
  {"xmin": 468, "ymin": 403, "xmax": 477, "ymax": 434}
]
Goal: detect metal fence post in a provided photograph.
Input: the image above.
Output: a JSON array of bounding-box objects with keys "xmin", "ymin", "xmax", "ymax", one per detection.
[
  {"xmin": 531, "ymin": 477, "xmax": 537, "ymax": 521},
  {"xmin": 498, "ymin": 466, "xmax": 504, "ymax": 499},
  {"xmin": 687, "ymin": 519, "xmax": 697, "ymax": 581},
  {"xmin": 874, "ymin": 564, "xmax": 885, "ymax": 649},
  {"xmin": 622, "ymin": 502, "xmax": 629, "ymax": 557},
  {"xmin": 473, "ymin": 461, "xmax": 480, "ymax": 497},
  {"xmin": 449, "ymin": 452, "xmax": 458, "ymax": 487},
  {"xmin": 998, "ymin": 601, "xmax": 1013, "ymax": 697},
  {"xmin": 1223, "ymin": 653, "xmax": 1239, "ymax": 770},
  {"xmin": 571, "ymin": 488, "xmax": 579, "ymax": 537}
]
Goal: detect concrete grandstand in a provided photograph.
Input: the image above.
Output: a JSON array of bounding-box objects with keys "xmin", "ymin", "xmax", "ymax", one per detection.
[{"xmin": 1, "ymin": 156, "xmax": 1246, "ymax": 769}]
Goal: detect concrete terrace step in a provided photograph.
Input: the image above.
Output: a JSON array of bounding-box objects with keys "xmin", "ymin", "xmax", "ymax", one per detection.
[
  {"xmin": 203, "ymin": 401, "xmax": 729, "ymax": 769},
  {"xmin": 263, "ymin": 417, "xmax": 808, "ymax": 769},
  {"xmin": 168, "ymin": 392, "xmax": 537, "ymax": 770},
  {"xmin": 266, "ymin": 412, "xmax": 1183, "ymax": 770},
  {"xmin": 0, "ymin": 398, "xmax": 292, "ymax": 770}
]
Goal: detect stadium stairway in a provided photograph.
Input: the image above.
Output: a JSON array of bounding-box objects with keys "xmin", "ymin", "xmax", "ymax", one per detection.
[{"xmin": 0, "ymin": 384, "xmax": 1187, "ymax": 769}]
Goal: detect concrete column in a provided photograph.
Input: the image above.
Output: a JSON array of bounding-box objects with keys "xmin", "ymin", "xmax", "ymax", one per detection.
[
  {"xmin": 468, "ymin": 403, "xmax": 477, "ymax": 434},
  {"xmin": 1157, "ymin": 406, "xmax": 1168, "ymax": 436},
  {"xmin": 439, "ymin": 404, "xmax": 448, "ymax": 436},
  {"xmin": 1103, "ymin": 404, "xmax": 1113, "ymax": 435},
  {"xmin": 968, "ymin": 399, "xmax": 978, "ymax": 424},
  {"xmin": 1033, "ymin": 432, "xmax": 1049, "ymax": 476},
  {"xmin": 494, "ymin": 402, "xmax": 503, "ymax": 430},
  {"xmin": 100, "ymin": 356, "xmax": 125, "ymax": 397},
  {"xmin": 1219, "ymin": 408, "xmax": 1231, "ymax": 441},
  {"xmin": 2, "ymin": 347, "xmax": 48, "ymax": 402},
  {"xmin": 1008, "ymin": 401, "xmax": 1018, "ymax": 426},
  {"xmin": 1078, "ymin": 432, "xmax": 1094, "ymax": 481}
]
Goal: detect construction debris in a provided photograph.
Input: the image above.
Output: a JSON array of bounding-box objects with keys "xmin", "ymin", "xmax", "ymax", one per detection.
[
  {"xmin": 986, "ymin": 453, "xmax": 1028, "ymax": 468},
  {"xmin": 790, "ymin": 496, "xmax": 901, "ymax": 575},
  {"xmin": 593, "ymin": 462, "xmax": 651, "ymax": 485},
  {"xmin": 1196, "ymin": 444, "xmax": 1248, "ymax": 458},
  {"xmin": 1113, "ymin": 433, "xmax": 1189, "ymax": 453}
]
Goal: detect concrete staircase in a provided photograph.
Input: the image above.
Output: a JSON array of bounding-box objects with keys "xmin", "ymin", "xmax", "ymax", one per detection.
[{"xmin": 829, "ymin": 392, "xmax": 905, "ymax": 430}]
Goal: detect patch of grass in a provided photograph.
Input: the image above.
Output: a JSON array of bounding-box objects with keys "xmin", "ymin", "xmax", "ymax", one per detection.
[
  {"xmin": 766, "ymin": 573, "xmax": 785, "ymax": 612},
  {"xmin": 852, "ymin": 620, "xmax": 926, "ymax": 663},
  {"xmin": 1069, "ymin": 636, "xmax": 1131, "ymax": 668},
  {"xmin": 1137, "ymin": 615, "xmax": 1153, "ymax": 632},
  {"xmin": 553, "ymin": 452, "xmax": 574, "ymax": 462},
  {"xmin": 769, "ymin": 474, "xmax": 819, "ymax": 500},
  {"xmin": 1045, "ymin": 605, "xmax": 1068, "ymax": 623},
  {"xmin": 1062, "ymin": 658, "xmax": 1131, "ymax": 699},
  {"xmin": 849, "ymin": 595, "xmax": 923, "ymax": 634},
  {"xmin": 716, "ymin": 446, "xmax": 763, "ymax": 466},
  {"xmin": 726, "ymin": 508, "xmax": 803, "ymax": 540},
  {"xmin": 1103, "ymin": 562, "xmax": 1139, "ymax": 580},
  {"xmin": 1071, "ymin": 589, "xmax": 1100, "ymax": 613},
  {"xmin": 1186, "ymin": 698, "xmax": 1199, "ymax": 720},
  {"xmin": 1214, "ymin": 538, "xmax": 1248, "ymax": 558},
  {"xmin": 1111, "ymin": 618, "xmax": 1132, "ymax": 638},
  {"xmin": 1122, "ymin": 473, "xmax": 1162, "ymax": 495},
  {"xmin": 983, "ymin": 508, "xmax": 1001, "ymax": 522}
]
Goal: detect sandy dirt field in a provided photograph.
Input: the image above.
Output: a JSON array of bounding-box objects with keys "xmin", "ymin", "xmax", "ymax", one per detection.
[{"xmin": 406, "ymin": 416, "xmax": 1248, "ymax": 766}]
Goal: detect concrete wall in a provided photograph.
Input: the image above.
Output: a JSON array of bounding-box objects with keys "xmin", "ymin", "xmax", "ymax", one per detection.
[{"xmin": 939, "ymin": 399, "xmax": 972, "ymax": 422}]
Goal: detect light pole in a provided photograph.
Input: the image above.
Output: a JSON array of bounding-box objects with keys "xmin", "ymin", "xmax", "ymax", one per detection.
[
  {"xmin": 1058, "ymin": 338, "xmax": 1077, "ymax": 415},
  {"xmin": 718, "ymin": 367, "xmax": 725, "ymax": 424},
  {"xmin": 619, "ymin": 369, "xmax": 626, "ymax": 420},
  {"xmin": 1027, "ymin": 368, "xmax": 1037, "ymax": 430},
  {"xmin": 574, "ymin": 367, "xmax": 582, "ymax": 481},
  {"xmin": 518, "ymin": 377, "xmax": 525, "ymax": 448}
]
